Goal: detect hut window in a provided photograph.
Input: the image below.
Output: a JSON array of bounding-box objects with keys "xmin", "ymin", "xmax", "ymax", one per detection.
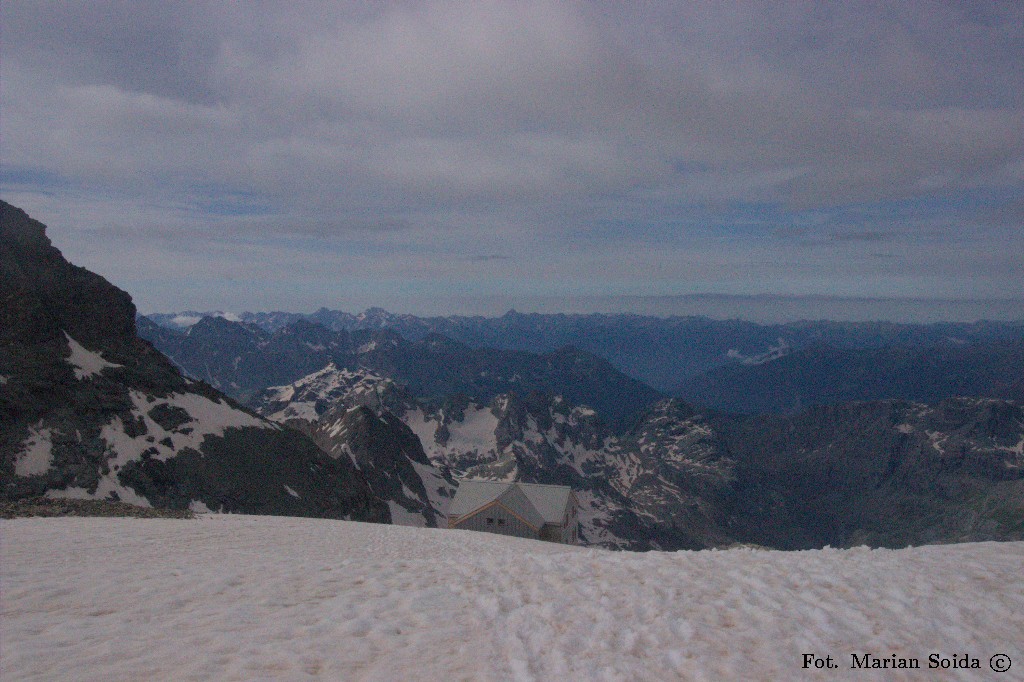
[{"xmin": 486, "ymin": 518, "xmax": 494, "ymax": 525}]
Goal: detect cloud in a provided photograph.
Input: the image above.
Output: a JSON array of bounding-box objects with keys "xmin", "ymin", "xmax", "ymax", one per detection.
[
  {"xmin": 1, "ymin": 1, "xmax": 1022, "ymax": 312},
  {"xmin": 981, "ymin": 197, "xmax": 1024, "ymax": 227},
  {"xmin": 7, "ymin": 2, "xmax": 1021, "ymax": 209},
  {"xmin": 830, "ymin": 230, "xmax": 890, "ymax": 243}
]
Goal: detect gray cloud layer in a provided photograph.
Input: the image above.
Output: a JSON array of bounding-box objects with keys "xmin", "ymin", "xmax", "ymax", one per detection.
[{"xmin": 1, "ymin": 1, "xmax": 1021, "ymax": 315}]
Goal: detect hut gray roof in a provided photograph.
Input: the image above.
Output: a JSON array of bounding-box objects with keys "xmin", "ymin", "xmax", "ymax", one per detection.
[
  {"xmin": 518, "ymin": 482, "xmax": 574, "ymax": 524},
  {"xmin": 448, "ymin": 480, "xmax": 573, "ymax": 527},
  {"xmin": 494, "ymin": 484, "xmax": 546, "ymax": 529},
  {"xmin": 447, "ymin": 480, "xmax": 512, "ymax": 517}
]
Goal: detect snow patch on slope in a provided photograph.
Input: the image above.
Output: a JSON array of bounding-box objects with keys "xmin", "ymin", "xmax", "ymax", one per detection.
[
  {"xmin": 410, "ymin": 404, "xmax": 502, "ymax": 470},
  {"xmin": 258, "ymin": 363, "xmax": 391, "ymax": 423},
  {"xmin": 387, "ymin": 502, "xmax": 429, "ymax": 527},
  {"xmin": 411, "ymin": 460, "xmax": 455, "ymax": 518},
  {"xmin": 64, "ymin": 332, "xmax": 121, "ymax": 380},
  {"xmin": 163, "ymin": 391, "xmax": 268, "ymax": 434},
  {"xmin": 265, "ymin": 398, "xmax": 320, "ymax": 423},
  {"xmin": 926, "ymin": 430, "xmax": 949, "ymax": 455},
  {"xmin": 47, "ymin": 390, "xmax": 271, "ymax": 504},
  {"xmin": 170, "ymin": 314, "xmax": 202, "ymax": 328},
  {"xmin": 445, "ymin": 406, "xmax": 500, "ymax": 454},
  {"xmin": 997, "ymin": 434, "xmax": 1024, "ymax": 456},
  {"xmin": 727, "ymin": 338, "xmax": 791, "ymax": 365},
  {"xmin": 405, "ymin": 407, "xmax": 439, "ymax": 449},
  {"xmin": 14, "ymin": 425, "xmax": 53, "ymax": 476}
]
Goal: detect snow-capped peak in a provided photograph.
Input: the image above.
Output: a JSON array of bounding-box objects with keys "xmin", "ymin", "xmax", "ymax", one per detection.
[{"xmin": 252, "ymin": 363, "xmax": 401, "ymax": 423}]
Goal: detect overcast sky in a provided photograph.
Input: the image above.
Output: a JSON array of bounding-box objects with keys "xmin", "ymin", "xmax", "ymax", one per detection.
[{"xmin": 2, "ymin": 1, "xmax": 1022, "ymax": 320}]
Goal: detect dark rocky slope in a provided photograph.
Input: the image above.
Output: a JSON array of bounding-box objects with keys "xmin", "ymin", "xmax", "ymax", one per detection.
[
  {"xmin": 296, "ymin": 404, "xmax": 456, "ymax": 528},
  {"xmin": 724, "ymin": 398, "xmax": 1024, "ymax": 549},
  {"xmin": 0, "ymin": 200, "xmax": 388, "ymax": 522},
  {"xmin": 677, "ymin": 341, "xmax": 1024, "ymax": 414}
]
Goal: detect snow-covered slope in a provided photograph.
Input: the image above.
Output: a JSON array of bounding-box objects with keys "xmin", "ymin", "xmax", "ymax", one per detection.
[
  {"xmin": 3, "ymin": 516, "xmax": 1022, "ymax": 681},
  {"xmin": 40, "ymin": 385, "xmax": 264, "ymax": 507}
]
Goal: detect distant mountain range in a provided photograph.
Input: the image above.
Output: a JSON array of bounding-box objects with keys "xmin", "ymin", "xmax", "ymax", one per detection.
[
  {"xmin": 146, "ymin": 308, "xmax": 1024, "ymax": 412},
  {"xmin": 138, "ymin": 316, "xmax": 664, "ymax": 428}
]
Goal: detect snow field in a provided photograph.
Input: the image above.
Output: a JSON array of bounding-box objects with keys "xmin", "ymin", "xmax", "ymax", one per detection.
[
  {"xmin": 431, "ymin": 404, "xmax": 501, "ymax": 459},
  {"xmin": 2, "ymin": 516, "xmax": 1022, "ymax": 682}
]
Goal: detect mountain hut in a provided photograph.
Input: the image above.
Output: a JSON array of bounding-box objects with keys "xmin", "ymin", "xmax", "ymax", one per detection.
[{"xmin": 446, "ymin": 480, "xmax": 578, "ymax": 544}]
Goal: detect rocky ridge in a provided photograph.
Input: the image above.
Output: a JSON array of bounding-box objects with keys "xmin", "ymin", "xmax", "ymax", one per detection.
[{"xmin": 728, "ymin": 397, "xmax": 1024, "ymax": 548}]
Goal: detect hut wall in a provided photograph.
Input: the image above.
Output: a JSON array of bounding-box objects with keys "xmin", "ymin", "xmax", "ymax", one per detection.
[{"xmin": 455, "ymin": 505, "xmax": 538, "ymax": 540}]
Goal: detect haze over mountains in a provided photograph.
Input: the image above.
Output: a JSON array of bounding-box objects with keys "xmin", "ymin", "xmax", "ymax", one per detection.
[{"xmin": 678, "ymin": 339, "xmax": 1024, "ymax": 414}]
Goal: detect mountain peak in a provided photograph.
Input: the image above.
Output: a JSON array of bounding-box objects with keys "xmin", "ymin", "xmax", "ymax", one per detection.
[
  {"xmin": 1, "ymin": 200, "xmax": 137, "ymax": 349},
  {"xmin": 0, "ymin": 201, "xmax": 51, "ymax": 252}
]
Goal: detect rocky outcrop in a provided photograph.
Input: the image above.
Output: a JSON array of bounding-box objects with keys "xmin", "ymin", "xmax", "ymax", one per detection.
[
  {"xmin": 251, "ymin": 363, "xmax": 414, "ymax": 422},
  {"xmin": 1, "ymin": 202, "xmax": 136, "ymax": 349},
  {"xmin": 1, "ymin": 497, "xmax": 195, "ymax": 519}
]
